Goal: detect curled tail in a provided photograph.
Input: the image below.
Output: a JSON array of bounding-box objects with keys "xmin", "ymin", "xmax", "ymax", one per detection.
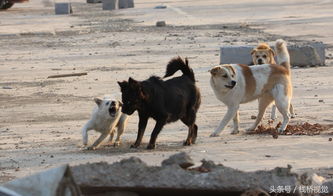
[
  {"xmin": 275, "ymin": 39, "xmax": 291, "ymax": 73},
  {"xmin": 164, "ymin": 56, "xmax": 195, "ymax": 82}
]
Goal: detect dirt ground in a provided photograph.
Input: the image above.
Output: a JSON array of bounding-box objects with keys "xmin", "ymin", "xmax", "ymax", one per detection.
[{"xmin": 1, "ymin": 0, "xmax": 333, "ymax": 183}]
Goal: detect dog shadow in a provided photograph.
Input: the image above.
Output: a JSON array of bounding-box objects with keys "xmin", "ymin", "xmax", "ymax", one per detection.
[{"xmin": 78, "ymin": 140, "xmax": 188, "ymax": 155}]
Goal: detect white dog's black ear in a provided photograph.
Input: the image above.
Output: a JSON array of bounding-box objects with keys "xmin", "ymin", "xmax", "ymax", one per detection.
[{"xmin": 94, "ymin": 98, "xmax": 103, "ymax": 106}]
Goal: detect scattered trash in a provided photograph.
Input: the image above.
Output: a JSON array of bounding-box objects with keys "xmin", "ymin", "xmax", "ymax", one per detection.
[
  {"xmin": 47, "ymin": 72, "xmax": 87, "ymax": 79},
  {"xmin": 250, "ymin": 115, "xmax": 256, "ymax": 119},
  {"xmin": 2, "ymin": 86, "xmax": 13, "ymax": 89}
]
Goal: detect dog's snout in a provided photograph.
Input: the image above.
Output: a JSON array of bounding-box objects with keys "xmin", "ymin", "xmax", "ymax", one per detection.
[
  {"xmin": 231, "ymin": 80, "xmax": 236, "ymax": 86},
  {"xmin": 258, "ymin": 59, "xmax": 263, "ymax": 64}
]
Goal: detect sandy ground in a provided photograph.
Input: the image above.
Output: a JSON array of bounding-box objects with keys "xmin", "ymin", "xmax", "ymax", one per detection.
[{"xmin": 1, "ymin": 0, "xmax": 333, "ymax": 183}]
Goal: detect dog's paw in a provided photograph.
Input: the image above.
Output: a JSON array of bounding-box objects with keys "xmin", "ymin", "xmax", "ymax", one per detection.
[
  {"xmin": 130, "ymin": 144, "xmax": 139, "ymax": 148},
  {"xmin": 113, "ymin": 141, "xmax": 120, "ymax": 147},
  {"xmin": 85, "ymin": 146, "xmax": 96, "ymax": 150},
  {"xmin": 277, "ymin": 127, "xmax": 285, "ymax": 134},
  {"xmin": 270, "ymin": 117, "xmax": 277, "ymax": 121},
  {"xmin": 146, "ymin": 143, "xmax": 155, "ymax": 150},
  {"xmin": 231, "ymin": 130, "xmax": 239, "ymax": 135},
  {"xmin": 210, "ymin": 132, "xmax": 220, "ymax": 137},
  {"xmin": 290, "ymin": 113, "xmax": 296, "ymax": 119},
  {"xmin": 183, "ymin": 140, "xmax": 192, "ymax": 146}
]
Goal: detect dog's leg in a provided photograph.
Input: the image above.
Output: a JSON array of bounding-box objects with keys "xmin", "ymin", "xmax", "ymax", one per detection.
[
  {"xmin": 210, "ymin": 105, "xmax": 239, "ymax": 137},
  {"xmin": 147, "ymin": 120, "xmax": 166, "ymax": 149},
  {"xmin": 82, "ymin": 121, "xmax": 93, "ymax": 146},
  {"xmin": 108, "ymin": 129, "xmax": 115, "ymax": 144},
  {"xmin": 131, "ymin": 114, "xmax": 148, "ymax": 148},
  {"xmin": 271, "ymin": 104, "xmax": 277, "ymax": 120},
  {"xmin": 181, "ymin": 109, "xmax": 198, "ymax": 145},
  {"xmin": 231, "ymin": 110, "xmax": 240, "ymax": 134},
  {"xmin": 114, "ymin": 115, "xmax": 128, "ymax": 147},
  {"xmin": 191, "ymin": 124, "xmax": 198, "ymax": 144},
  {"xmin": 289, "ymin": 103, "xmax": 295, "ymax": 118},
  {"xmin": 247, "ymin": 94, "xmax": 273, "ymax": 132},
  {"xmin": 87, "ymin": 133, "xmax": 108, "ymax": 150},
  {"xmin": 272, "ymin": 84, "xmax": 291, "ymax": 133}
]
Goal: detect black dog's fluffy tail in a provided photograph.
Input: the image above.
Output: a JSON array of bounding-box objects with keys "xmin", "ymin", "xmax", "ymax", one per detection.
[{"xmin": 164, "ymin": 56, "xmax": 195, "ymax": 82}]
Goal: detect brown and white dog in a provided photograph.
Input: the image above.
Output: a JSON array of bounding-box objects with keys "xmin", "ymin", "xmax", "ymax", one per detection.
[
  {"xmin": 210, "ymin": 39, "xmax": 292, "ymax": 136},
  {"xmin": 251, "ymin": 43, "xmax": 276, "ymax": 65},
  {"xmin": 251, "ymin": 42, "xmax": 295, "ymax": 120}
]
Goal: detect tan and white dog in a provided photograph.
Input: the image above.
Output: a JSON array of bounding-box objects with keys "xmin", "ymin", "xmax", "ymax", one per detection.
[
  {"xmin": 210, "ymin": 39, "xmax": 292, "ymax": 136},
  {"xmin": 82, "ymin": 96, "xmax": 129, "ymax": 150},
  {"xmin": 251, "ymin": 43, "xmax": 276, "ymax": 65},
  {"xmin": 251, "ymin": 42, "xmax": 295, "ymax": 120}
]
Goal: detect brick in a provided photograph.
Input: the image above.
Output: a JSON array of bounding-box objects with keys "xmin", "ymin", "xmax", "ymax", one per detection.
[
  {"xmin": 87, "ymin": 0, "xmax": 102, "ymax": 3},
  {"xmin": 118, "ymin": 0, "xmax": 127, "ymax": 9},
  {"xmin": 102, "ymin": 0, "xmax": 117, "ymax": 10},
  {"xmin": 55, "ymin": 3, "xmax": 72, "ymax": 15}
]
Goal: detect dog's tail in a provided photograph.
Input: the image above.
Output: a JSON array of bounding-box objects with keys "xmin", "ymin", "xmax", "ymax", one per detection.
[
  {"xmin": 275, "ymin": 39, "xmax": 291, "ymax": 73},
  {"xmin": 164, "ymin": 56, "xmax": 195, "ymax": 82}
]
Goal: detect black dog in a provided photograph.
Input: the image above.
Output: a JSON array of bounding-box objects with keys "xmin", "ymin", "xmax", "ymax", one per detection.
[{"xmin": 118, "ymin": 57, "xmax": 201, "ymax": 149}]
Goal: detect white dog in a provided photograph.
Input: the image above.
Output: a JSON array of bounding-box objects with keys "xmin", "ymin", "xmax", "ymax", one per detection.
[
  {"xmin": 210, "ymin": 39, "xmax": 292, "ymax": 136},
  {"xmin": 82, "ymin": 96, "xmax": 129, "ymax": 150}
]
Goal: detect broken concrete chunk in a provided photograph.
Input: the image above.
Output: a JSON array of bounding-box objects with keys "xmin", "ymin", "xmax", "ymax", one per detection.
[
  {"xmin": 71, "ymin": 154, "xmax": 301, "ymax": 194},
  {"xmin": 322, "ymin": 179, "xmax": 333, "ymax": 194},
  {"xmin": 161, "ymin": 152, "xmax": 194, "ymax": 169},
  {"xmin": 156, "ymin": 21, "xmax": 166, "ymax": 27}
]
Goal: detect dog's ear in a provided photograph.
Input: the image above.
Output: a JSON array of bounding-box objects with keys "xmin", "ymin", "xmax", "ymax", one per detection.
[
  {"xmin": 225, "ymin": 65, "xmax": 236, "ymax": 76},
  {"xmin": 128, "ymin": 77, "xmax": 140, "ymax": 88},
  {"xmin": 251, "ymin": 49, "xmax": 257, "ymax": 55},
  {"xmin": 94, "ymin": 97, "xmax": 103, "ymax": 106},
  {"xmin": 117, "ymin": 81, "xmax": 127, "ymax": 89},
  {"xmin": 269, "ymin": 48, "xmax": 276, "ymax": 56}
]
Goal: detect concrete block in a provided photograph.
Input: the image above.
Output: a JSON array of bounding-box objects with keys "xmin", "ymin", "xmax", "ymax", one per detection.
[
  {"xmin": 156, "ymin": 21, "xmax": 166, "ymax": 27},
  {"xmin": 55, "ymin": 3, "xmax": 72, "ymax": 15},
  {"xmin": 220, "ymin": 42, "xmax": 325, "ymax": 67},
  {"xmin": 118, "ymin": 0, "xmax": 127, "ymax": 9},
  {"xmin": 87, "ymin": 0, "xmax": 101, "ymax": 3},
  {"xmin": 102, "ymin": 0, "xmax": 117, "ymax": 10},
  {"xmin": 127, "ymin": 0, "xmax": 134, "ymax": 8},
  {"xmin": 220, "ymin": 46, "xmax": 253, "ymax": 65}
]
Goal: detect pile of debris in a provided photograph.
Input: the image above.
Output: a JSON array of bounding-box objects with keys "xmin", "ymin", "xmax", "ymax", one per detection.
[
  {"xmin": 250, "ymin": 121, "xmax": 332, "ymax": 138},
  {"xmin": 1, "ymin": 152, "xmax": 333, "ymax": 196}
]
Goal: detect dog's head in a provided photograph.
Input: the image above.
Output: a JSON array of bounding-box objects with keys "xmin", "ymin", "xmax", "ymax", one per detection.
[
  {"xmin": 251, "ymin": 43, "xmax": 276, "ymax": 65},
  {"xmin": 118, "ymin": 77, "xmax": 148, "ymax": 115},
  {"xmin": 210, "ymin": 65, "xmax": 237, "ymax": 90},
  {"xmin": 94, "ymin": 97, "xmax": 122, "ymax": 118}
]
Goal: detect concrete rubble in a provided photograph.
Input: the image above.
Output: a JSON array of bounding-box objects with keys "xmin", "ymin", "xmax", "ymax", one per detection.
[{"xmin": 2, "ymin": 152, "xmax": 333, "ymax": 195}]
